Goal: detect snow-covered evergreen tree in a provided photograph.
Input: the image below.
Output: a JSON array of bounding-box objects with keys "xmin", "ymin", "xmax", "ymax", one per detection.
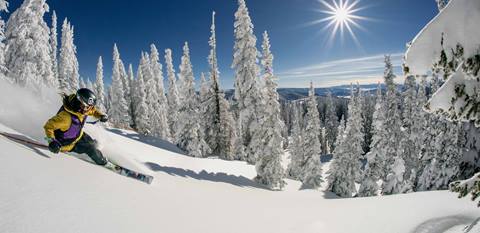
[
  {"xmin": 105, "ymin": 85, "xmax": 113, "ymax": 114},
  {"xmin": 361, "ymin": 91, "xmax": 375, "ymax": 155},
  {"xmin": 198, "ymin": 71, "xmax": 210, "ymax": 143},
  {"xmin": 251, "ymin": 31, "xmax": 285, "ymax": 189},
  {"xmin": 203, "ymin": 11, "xmax": 221, "ymax": 156},
  {"xmin": 94, "ymin": 56, "xmax": 106, "ymax": 112},
  {"xmin": 324, "ymin": 92, "xmax": 338, "ymax": 153},
  {"xmin": 436, "ymin": 123, "xmax": 463, "ymax": 189},
  {"xmin": 300, "ymin": 82, "xmax": 323, "ymax": 189},
  {"xmin": 0, "ymin": 0, "xmax": 7, "ymax": 77},
  {"xmin": 108, "ymin": 44, "xmax": 130, "ymax": 128},
  {"xmin": 165, "ymin": 48, "xmax": 180, "ymax": 137},
  {"xmin": 358, "ymin": 84, "xmax": 383, "ymax": 197},
  {"xmin": 133, "ymin": 53, "xmax": 150, "ymax": 135},
  {"xmin": 380, "ymin": 55, "xmax": 402, "ymax": 180},
  {"xmin": 5, "ymin": 0, "xmax": 55, "ymax": 89},
  {"xmin": 216, "ymin": 93, "xmax": 237, "ymax": 160},
  {"xmin": 398, "ymin": 75, "xmax": 420, "ymax": 189},
  {"xmin": 327, "ymin": 85, "xmax": 364, "ymax": 197},
  {"xmin": 127, "ymin": 63, "xmax": 136, "ymax": 127},
  {"xmin": 199, "ymin": 72, "xmax": 209, "ymax": 103},
  {"xmin": 58, "ymin": 18, "xmax": 79, "ymax": 93},
  {"xmin": 49, "ymin": 10, "xmax": 57, "ymax": 82},
  {"xmin": 382, "ymin": 156, "xmax": 409, "ymax": 195},
  {"xmin": 351, "ymin": 85, "xmax": 365, "ymax": 182},
  {"xmin": 118, "ymin": 58, "xmax": 132, "ymax": 126},
  {"xmin": 233, "ymin": 119, "xmax": 247, "ymax": 161},
  {"xmin": 149, "ymin": 45, "xmax": 171, "ymax": 140},
  {"xmin": 417, "ymin": 74, "xmax": 463, "ymax": 191},
  {"xmin": 410, "ymin": 75, "xmax": 429, "ymax": 190},
  {"xmin": 407, "ymin": 12, "xmax": 480, "ymax": 205},
  {"xmin": 232, "ymin": 0, "xmax": 262, "ymax": 160},
  {"xmin": 418, "ymin": 75, "xmax": 444, "ymax": 191},
  {"xmin": 201, "ymin": 12, "xmax": 237, "ymax": 160},
  {"xmin": 145, "ymin": 58, "xmax": 166, "ymax": 138},
  {"xmin": 377, "ymin": 56, "xmax": 406, "ymax": 194},
  {"xmin": 287, "ymin": 104, "xmax": 305, "ymax": 180},
  {"xmin": 382, "ymin": 106, "xmax": 412, "ymax": 194},
  {"xmin": 175, "ymin": 42, "xmax": 210, "ymax": 157},
  {"xmin": 336, "ymin": 116, "xmax": 346, "ymax": 148}
]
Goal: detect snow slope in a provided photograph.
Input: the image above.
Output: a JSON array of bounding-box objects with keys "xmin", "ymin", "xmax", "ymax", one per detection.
[
  {"xmin": 404, "ymin": 0, "xmax": 480, "ymax": 75},
  {"xmin": 1, "ymin": 122, "xmax": 478, "ymax": 233},
  {"xmin": 0, "ymin": 83, "xmax": 478, "ymax": 233}
]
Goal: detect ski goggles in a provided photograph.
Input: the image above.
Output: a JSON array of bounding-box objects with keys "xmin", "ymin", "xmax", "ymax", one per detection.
[{"xmin": 77, "ymin": 96, "xmax": 96, "ymax": 112}]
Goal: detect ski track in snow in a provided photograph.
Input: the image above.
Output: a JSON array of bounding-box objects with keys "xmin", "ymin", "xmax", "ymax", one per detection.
[{"xmin": 411, "ymin": 215, "xmax": 474, "ymax": 233}]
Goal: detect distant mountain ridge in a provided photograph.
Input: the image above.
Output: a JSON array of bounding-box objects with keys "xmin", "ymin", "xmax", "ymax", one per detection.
[{"xmin": 224, "ymin": 83, "xmax": 386, "ymax": 101}]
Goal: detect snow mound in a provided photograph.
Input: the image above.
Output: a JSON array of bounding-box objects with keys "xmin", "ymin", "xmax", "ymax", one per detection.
[{"xmin": 405, "ymin": 0, "xmax": 480, "ymax": 74}]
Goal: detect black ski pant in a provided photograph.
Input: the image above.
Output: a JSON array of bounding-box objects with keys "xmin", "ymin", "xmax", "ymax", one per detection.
[{"xmin": 71, "ymin": 133, "xmax": 107, "ymax": 166}]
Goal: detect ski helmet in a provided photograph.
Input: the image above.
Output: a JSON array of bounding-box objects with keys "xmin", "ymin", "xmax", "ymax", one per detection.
[{"xmin": 76, "ymin": 88, "xmax": 97, "ymax": 107}]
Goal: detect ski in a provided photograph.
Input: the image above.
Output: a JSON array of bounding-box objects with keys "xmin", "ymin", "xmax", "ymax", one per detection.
[
  {"xmin": 105, "ymin": 163, "xmax": 154, "ymax": 184},
  {"xmin": 0, "ymin": 132, "xmax": 49, "ymax": 149},
  {"xmin": 0, "ymin": 131, "xmax": 153, "ymax": 184}
]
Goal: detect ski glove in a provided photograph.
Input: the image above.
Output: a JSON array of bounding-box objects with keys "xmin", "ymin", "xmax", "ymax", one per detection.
[
  {"xmin": 99, "ymin": 114, "xmax": 109, "ymax": 123},
  {"xmin": 48, "ymin": 139, "xmax": 61, "ymax": 154}
]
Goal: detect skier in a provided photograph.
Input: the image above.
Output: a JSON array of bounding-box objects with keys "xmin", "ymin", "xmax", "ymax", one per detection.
[{"xmin": 44, "ymin": 88, "xmax": 111, "ymax": 167}]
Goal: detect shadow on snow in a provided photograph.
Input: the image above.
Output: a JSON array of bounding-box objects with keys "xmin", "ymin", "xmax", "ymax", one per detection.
[{"xmin": 145, "ymin": 162, "xmax": 269, "ymax": 190}]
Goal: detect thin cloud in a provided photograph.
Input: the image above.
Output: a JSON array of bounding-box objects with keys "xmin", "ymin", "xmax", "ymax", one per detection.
[{"xmin": 277, "ymin": 53, "xmax": 404, "ymax": 88}]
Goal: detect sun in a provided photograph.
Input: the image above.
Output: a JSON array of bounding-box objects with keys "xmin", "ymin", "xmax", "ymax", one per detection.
[
  {"xmin": 333, "ymin": 5, "xmax": 351, "ymax": 23},
  {"xmin": 309, "ymin": 0, "xmax": 368, "ymax": 47}
]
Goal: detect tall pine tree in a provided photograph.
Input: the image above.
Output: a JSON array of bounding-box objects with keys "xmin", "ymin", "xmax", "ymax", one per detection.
[
  {"xmin": 58, "ymin": 19, "xmax": 79, "ymax": 93},
  {"xmin": 287, "ymin": 104, "xmax": 305, "ymax": 180},
  {"xmin": 6, "ymin": 0, "xmax": 55, "ymax": 89},
  {"xmin": 108, "ymin": 44, "xmax": 130, "ymax": 128},
  {"xmin": 358, "ymin": 83, "xmax": 383, "ymax": 197},
  {"xmin": 327, "ymin": 85, "xmax": 364, "ymax": 197},
  {"xmin": 165, "ymin": 48, "xmax": 180, "ymax": 138},
  {"xmin": 175, "ymin": 42, "xmax": 210, "ymax": 157},
  {"xmin": 133, "ymin": 53, "xmax": 150, "ymax": 135},
  {"xmin": 232, "ymin": 0, "xmax": 262, "ymax": 161},
  {"xmin": 252, "ymin": 31, "xmax": 285, "ymax": 189},
  {"xmin": 324, "ymin": 92, "xmax": 339, "ymax": 153},
  {"xmin": 301, "ymin": 82, "xmax": 323, "ymax": 189},
  {"xmin": 94, "ymin": 56, "xmax": 106, "ymax": 112},
  {"xmin": 149, "ymin": 45, "xmax": 171, "ymax": 140},
  {"xmin": 203, "ymin": 12, "xmax": 236, "ymax": 160}
]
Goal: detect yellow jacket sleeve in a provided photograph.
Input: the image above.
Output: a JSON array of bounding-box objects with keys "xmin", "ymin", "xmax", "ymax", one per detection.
[{"xmin": 44, "ymin": 111, "xmax": 72, "ymax": 139}]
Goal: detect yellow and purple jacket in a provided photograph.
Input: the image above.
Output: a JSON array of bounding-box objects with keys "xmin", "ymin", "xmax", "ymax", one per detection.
[{"xmin": 44, "ymin": 94, "xmax": 104, "ymax": 152}]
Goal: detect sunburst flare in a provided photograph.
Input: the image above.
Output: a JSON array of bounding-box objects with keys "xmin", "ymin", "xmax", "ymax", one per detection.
[{"xmin": 310, "ymin": 0, "xmax": 368, "ymax": 47}]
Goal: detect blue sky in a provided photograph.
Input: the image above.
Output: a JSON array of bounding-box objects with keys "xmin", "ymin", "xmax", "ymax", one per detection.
[{"xmin": 8, "ymin": 0, "xmax": 439, "ymax": 88}]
